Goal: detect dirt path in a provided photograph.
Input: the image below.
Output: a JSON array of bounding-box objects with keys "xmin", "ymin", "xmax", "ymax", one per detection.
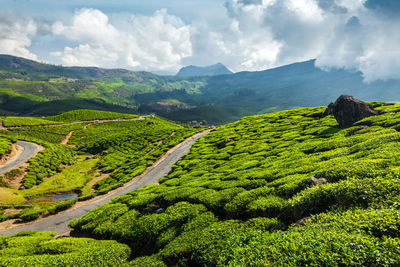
[
  {"xmin": 145, "ymin": 132, "xmax": 175, "ymax": 156},
  {"xmin": 0, "ymin": 141, "xmax": 44, "ymax": 175},
  {"xmin": 61, "ymin": 131, "xmax": 74, "ymax": 145},
  {"xmin": 0, "ymin": 129, "xmax": 211, "ymax": 236}
]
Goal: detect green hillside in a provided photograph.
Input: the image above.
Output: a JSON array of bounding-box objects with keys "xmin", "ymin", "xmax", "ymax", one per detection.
[
  {"xmin": 46, "ymin": 102, "xmax": 400, "ymax": 266},
  {"xmin": 2, "ymin": 55, "xmax": 400, "ymax": 124}
]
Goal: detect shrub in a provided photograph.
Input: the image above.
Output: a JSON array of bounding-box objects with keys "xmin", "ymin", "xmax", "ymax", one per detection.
[
  {"xmin": 0, "ymin": 232, "xmax": 131, "ymax": 267},
  {"xmin": 48, "ymin": 199, "xmax": 77, "ymax": 214},
  {"xmin": 18, "ymin": 209, "xmax": 44, "ymax": 222}
]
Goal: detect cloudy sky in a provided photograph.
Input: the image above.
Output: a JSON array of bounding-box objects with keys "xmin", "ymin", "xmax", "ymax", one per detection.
[{"xmin": 0, "ymin": 0, "xmax": 399, "ymax": 80}]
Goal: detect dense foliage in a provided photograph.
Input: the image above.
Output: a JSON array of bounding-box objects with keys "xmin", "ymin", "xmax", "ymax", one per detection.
[{"xmin": 70, "ymin": 102, "xmax": 400, "ymax": 265}]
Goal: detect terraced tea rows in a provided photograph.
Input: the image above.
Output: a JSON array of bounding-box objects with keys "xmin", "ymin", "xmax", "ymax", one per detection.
[
  {"xmin": 69, "ymin": 102, "xmax": 400, "ymax": 266},
  {"xmin": 0, "ymin": 110, "xmax": 201, "ymax": 225}
]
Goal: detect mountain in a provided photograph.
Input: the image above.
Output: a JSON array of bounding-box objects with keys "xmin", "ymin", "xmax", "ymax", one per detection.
[
  {"xmin": 200, "ymin": 59, "xmax": 400, "ymax": 112},
  {"xmin": 1, "ymin": 54, "xmax": 400, "ymax": 124},
  {"xmin": 0, "ymin": 54, "xmax": 204, "ymax": 116},
  {"xmin": 176, "ymin": 63, "xmax": 233, "ymax": 77}
]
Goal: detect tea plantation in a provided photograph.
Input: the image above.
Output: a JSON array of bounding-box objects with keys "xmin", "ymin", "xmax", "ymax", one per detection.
[
  {"xmin": 0, "ymin": 110, "xmax": 200, "ymax": 224},
  {"xmin": 65, "ymin": 102, "xmax": 400, "ymax": 265}
]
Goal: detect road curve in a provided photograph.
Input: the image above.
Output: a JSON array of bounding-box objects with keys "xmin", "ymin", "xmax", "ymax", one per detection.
[
  {"xmin": 0, "ymin": 141, "xmax": 43, "ymax": 175},
  {"xmin": 0, "ymin": 130, "xmax": 210, "ymax": 236}
]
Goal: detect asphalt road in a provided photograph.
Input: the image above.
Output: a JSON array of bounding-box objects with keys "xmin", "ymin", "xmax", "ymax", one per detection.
[
  {"xmin": 0, "ymin": 131, "xmax": 209, "ymax": 236},
  {"xmin": 0, "ymin": 141, "xmax": 43, "ymax": 175}
]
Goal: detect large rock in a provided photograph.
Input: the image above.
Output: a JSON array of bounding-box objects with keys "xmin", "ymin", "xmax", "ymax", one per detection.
[
  {"xmin": 324, "ymin": 95, "xmax": 378, "ymax": 128},
  {"xmin": 307, "ymin": 177, "xmax": 328, "ymax": 187}
]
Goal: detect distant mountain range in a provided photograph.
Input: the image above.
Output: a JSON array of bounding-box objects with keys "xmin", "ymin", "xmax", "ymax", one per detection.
[
  {"xmin": 176, "ymin": 63, "xmax": 233, "ymax": 77},
  {"xmin": 0, "ymin": 54, "xmax": 399, "ymax": 124}
]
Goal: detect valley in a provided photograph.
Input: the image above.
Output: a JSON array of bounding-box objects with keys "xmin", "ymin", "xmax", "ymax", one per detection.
[{"xmin": 2, "ymin": 55, "xmax": 400, "ymax": 125}]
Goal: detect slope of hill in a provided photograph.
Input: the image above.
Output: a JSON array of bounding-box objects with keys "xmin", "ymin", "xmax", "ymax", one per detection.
[
  {"xmin": 1, "ymin": 54, "xmax": 400, "ymax": 124},
  {"xmin": 52, "ymin": 102, "xmax": 400, "ymax": 265},
  {"xmin": 0, "ymin": 54, "xmax": 206, "ymax": 118},
  {"xmin": 176, "ymin": 63, "xmax": 233, "ymax": 77},
  {"xmin": 0, "ymin": 54, "xmax": 163, "ymax": 80}
]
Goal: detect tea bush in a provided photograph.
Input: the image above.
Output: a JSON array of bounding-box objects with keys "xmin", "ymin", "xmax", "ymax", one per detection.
[
  {"xmin": 23, "ymin": 144, "xmax": 76, "ymax": 189},
  {"xmin": 0, "ymin": 137, "xmax": 12, "ymax": 157},
  {"xmin": 0, "ymin": 231, "xmax": 131, "ymax": 266}
]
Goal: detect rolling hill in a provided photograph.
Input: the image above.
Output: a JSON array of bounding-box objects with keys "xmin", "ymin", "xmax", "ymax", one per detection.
[{"xmin": 1, "ymin": 54, "xmax": 400, "ymax": 124}]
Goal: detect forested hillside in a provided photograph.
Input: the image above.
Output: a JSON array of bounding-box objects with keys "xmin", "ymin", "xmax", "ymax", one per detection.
[{"xmin": 2, "ymin": 55, "xmax": 400, "ymax": 124}]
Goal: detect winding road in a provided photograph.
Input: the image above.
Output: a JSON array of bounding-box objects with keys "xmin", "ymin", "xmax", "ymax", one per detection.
[
  {"xmin": 0, "ymin": 141, "xmax": 43, "ymax": 175},
  {"xmin": 0, "ymin": 130, "xmax": 210, "ymax": 236}
]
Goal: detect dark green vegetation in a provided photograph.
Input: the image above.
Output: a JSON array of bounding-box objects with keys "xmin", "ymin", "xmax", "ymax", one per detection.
[
  {"xmin": 0, "ymin": 231, "xmax": 131, "ymax": 266},
  {"xmin": 0, "ymin": 109, "xmax": 200, "ymax": 223},
  {"xmin": 2, "ymin": 54, "xmax": 400, "ymax": 124},
  {"xmin": 68, "ymin": 102, "xmax": 400, "ymax": 265}
]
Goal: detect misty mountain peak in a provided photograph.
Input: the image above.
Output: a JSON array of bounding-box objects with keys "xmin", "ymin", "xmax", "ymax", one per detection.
[{"xmin": 176, "ymin": 63, "xmax": 233, "ymax": 77}]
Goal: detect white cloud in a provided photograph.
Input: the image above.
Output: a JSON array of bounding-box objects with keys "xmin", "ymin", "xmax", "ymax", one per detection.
[
  {"xmin": 51, "ymin": 8, "xmax": 191, "ymax": 71},
  {"xmin": 286, "ymin": 0, "xmax": 324, "ymax": 22},
  {"xmin": 187, "ymin": 0, "xmax": 282, "ymax": 71},
  {"xmin": 188, "ymin": 0, "xmax": 400, "ymax": 81},
  {"xmin": 0, "ymin": 15, "xmax": 38, "ymax": 60}
]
